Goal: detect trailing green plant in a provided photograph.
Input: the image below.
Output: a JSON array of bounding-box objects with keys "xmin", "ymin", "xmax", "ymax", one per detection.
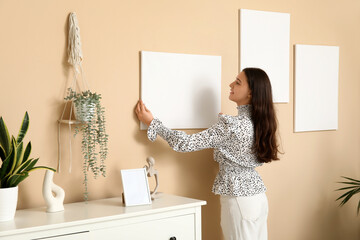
[
  {"xmin": 64, "ymin": 88, "xmax": 108, "ymax": 200},
  {"xmin": 335, "ymin": 176, "xmax": 360, "ymax": 215},
  {"xmin": 0, "ymin": 112, "xmax": 55, "ymax": 188}
]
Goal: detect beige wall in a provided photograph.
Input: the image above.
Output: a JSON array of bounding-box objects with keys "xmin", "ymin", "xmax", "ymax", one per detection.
[{"xmin": 1, "ymin": 0, "xmax": 359, "ymax": 239}]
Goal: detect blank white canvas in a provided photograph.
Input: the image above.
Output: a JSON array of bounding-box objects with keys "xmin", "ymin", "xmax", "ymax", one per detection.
[
  {"xmin": 294, "ymin": 44, "xmax": 339, "ymax": 132},
  {"xmin": 121, "ymin": 168, "xmax": 151, "ymax": 207},
  {"xmin": 141, "ymin": 51, "xmax": 221, "ymax": 130},
  {"xmin": 240, "ymin": 9, "xmax": 290, "ymax": 103}
]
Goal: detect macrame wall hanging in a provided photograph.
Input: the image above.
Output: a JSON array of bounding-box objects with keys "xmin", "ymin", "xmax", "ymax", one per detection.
[
  {"xmin": 58, "ymin": 12, "xmax": 87, "ymax": 173},
  {"xmin": 58, "ymin": 12, "xmax": 108, "ymax": 200}
]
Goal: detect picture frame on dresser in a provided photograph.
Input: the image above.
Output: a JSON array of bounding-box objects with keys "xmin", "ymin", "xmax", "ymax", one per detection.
[{"xmin": 121, "ymin": 168, "xmax": 152, "ymax": 206}]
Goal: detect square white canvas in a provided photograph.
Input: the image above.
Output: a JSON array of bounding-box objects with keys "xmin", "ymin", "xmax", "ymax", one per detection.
[
  {"xmin": 141, "ymin": 51, "xmax": 221, "ymax": 130},
  {"xmin": 294, "ymin": 44, "xmax": 339, "ymax": 132},
  {"xmin": 240, "ymin": 9, "xmax": 290, "ymax": 103},
  {"xmin": 121, "ymin": 168, "xmax": 152, "ymax": 207}
]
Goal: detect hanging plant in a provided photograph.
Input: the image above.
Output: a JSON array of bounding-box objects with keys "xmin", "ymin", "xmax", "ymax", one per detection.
[
  {"xmin": 64, "ymin": 88, "xmax": 108, "ymax": 200},
  {"xmin": 58, "ymin": 12, "xmax": 110, "ymax": 201}
]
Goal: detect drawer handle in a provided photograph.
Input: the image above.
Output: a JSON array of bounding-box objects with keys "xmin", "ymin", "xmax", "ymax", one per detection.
[{"xmin": 169, "ymin": 237, "xmax": 176, "ymax": 240}]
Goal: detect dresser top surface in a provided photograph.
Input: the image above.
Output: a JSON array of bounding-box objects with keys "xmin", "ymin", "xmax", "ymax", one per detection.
[{"xmin": 0, "ymin": 193, "xmax": 206, "ymax": 236}]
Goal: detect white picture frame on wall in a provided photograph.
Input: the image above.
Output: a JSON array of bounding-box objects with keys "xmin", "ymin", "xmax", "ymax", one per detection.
[
  {"xmin": 240, "ymin": 9, "xmax": 290, "ymax": 103},
  {"xmin": 294, "ymin": 44, "xmax": 339, "ymax": 132},
  {"xmin": 121, "ymin": 168, "xmax": 152, "ymax": 207},
  {"xmin": 140, "ymin": 51, "xmax": 222, "ymax": 130}
]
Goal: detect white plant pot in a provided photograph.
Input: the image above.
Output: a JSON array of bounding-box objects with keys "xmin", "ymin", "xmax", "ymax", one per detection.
[
  {"xmin": 0, "ymin": 186, "xmax": 18, "ymax": 221},
  {"xmin": 75, "ymin": 102, "xmax": 96, "ymax": 122}
]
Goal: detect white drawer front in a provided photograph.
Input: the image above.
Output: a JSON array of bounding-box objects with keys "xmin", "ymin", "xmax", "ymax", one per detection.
[
  {"xmin": 92, "ymin": 214, "xmax": 195, "ymax": 240},
  {"xmin": 5, "ymin": 231, "xmax": 91, "ymax": 240},
  {"xmin": 32, "ymin": 231, "xmax": 91, "ymax": 240}
]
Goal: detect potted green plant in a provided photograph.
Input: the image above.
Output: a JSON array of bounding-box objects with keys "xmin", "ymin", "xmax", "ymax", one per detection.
[
  {"xmin": 64, "ymin": 88, "xmax": 108, "ymax": 200},
  {"xmin": 335, "ymin": 176, "xmax": 360, "ymax": 215},
  {"xmin": 0, "ymin": 112, "xmax": 55, "ymax": 221}
]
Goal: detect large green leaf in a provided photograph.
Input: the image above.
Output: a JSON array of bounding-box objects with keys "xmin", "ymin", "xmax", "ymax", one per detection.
[
  {"xmin": 6, "ymin": 172, "xmax": 29, "ymax": 188},
  {"xmin": 16, "ymin": 112, "xmax": 29, "ymax": 144},
  {"xmin": 28, "ymin": 166, "xmax": 56, "ymax": 173},
  {"xmin": 22, "ymin": 142, "xmax": 31, "ymax": 164},
  {"xmin": 14, "ymin": 141, "xmax": 24, "ymax": 170},
  {"xmin": 22, "ymin": 158, "xmax": 39, "ymax": 172},
  {"xmin": 5, "ymin": 138, "xmax": 18, "ymax": 178},
  {"xmin": 14, "ymin": 157, "xmax": 32, "ymax": 174},
  {"xmin": 341, "ymin": 176, "xmax": 360, "ymax": 183},
  {"xmin": 0, "ymin": 117, "xmax": 11, "ymax": 156},
  {"xmin": 337, "ymin": 188, "xmax": 360, "ymax": 206},
  {"xmin": 15, "ymin": 158, "xmax": 33, "ymax": 174},
  {"xmin": 336, "ymin": 185, "xmax": 360, "ymax": 191},
  {"xmin": 336, "ymin": 190, "xmax": 353, "ymax": 202},
  {"xmin": 0, "ymin": 145, "xmax": 5, "ymax": 161},
  {"xmin": 0, "ymin": 148, "xmax": 14, "ymax": 179},
  {"xmin": 337, "ymin": 181, "xmax": 360, "ymax": 186},
  {"xmin": 0, "ymin": 177, "xmax": 10, "ymax": 188}
]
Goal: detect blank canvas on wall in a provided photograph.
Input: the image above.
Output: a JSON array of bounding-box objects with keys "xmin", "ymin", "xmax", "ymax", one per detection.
[
  {"xmin": 294, "ymin": 44, "xmax": 339, "ymax": 132},
  {"xmin": 141, "ymin": 51, "xmax": 221, "ymax": 130},
  {"xmin": 240, "ymin": 9, "xmax": 290, "ymax": 103}
]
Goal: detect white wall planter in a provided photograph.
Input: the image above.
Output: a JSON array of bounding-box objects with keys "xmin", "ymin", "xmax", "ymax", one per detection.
[
  {"xmin": 75, "ymin": 102, "xmax": 96, "ymax": 122},
  {"xmin": 0, "ymin": 186, "xmax": 18, "ymax": 221}
]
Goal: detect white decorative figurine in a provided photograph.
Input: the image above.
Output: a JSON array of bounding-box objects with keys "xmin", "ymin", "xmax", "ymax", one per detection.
[
  {"xmin": 144, "ymin": 156, "xmax": 159, "ymax": 200},
  {"xmin": 43, "ymin": 170, "xmax": 65, "ymax": 212}
]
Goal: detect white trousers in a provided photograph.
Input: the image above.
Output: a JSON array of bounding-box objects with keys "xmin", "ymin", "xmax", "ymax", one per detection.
[{"xmin": 220, "ymin": 193, "xmax": 268, "ymax": 240}]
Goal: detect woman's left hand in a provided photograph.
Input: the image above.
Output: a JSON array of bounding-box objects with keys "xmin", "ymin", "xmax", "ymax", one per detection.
[{"xmin": 135, "ymin": 100, "xmax": 154, "ymax": 126}]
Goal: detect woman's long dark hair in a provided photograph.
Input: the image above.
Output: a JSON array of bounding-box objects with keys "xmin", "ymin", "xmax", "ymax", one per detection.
[{"xmin": 243, "ymin": 68, "xmax": 280, "ymax": 163}]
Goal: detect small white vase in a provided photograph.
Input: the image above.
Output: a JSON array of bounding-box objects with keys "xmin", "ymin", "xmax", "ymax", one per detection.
[
  {"xmin": 0, "ymin": 186, "xmax": 18, "ymax": 221},
  {"xmin": 43, "ymin": 170, "xmax": 65, "ymax": 213}
]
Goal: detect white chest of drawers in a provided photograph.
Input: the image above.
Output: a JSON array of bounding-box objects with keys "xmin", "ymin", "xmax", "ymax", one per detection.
[{"xmin": 0, "ymin": 193, "xmax": 206, "ymax": 240}]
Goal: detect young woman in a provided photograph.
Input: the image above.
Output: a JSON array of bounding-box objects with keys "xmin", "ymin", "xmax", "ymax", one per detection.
[{"xmin": 135, "ymin": 67, "xmax": 280, "ymax": 240}]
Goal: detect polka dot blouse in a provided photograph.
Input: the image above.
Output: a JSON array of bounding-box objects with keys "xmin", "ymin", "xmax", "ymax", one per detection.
[{"xmin": 147, "ymin": 104, "xmax": 266, "ymax": 197}]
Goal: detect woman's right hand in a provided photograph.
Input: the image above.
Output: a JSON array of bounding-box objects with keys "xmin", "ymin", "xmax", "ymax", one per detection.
[{"xmin": 135, "ymin": 100, "xmax": 154, "ymax": 126}]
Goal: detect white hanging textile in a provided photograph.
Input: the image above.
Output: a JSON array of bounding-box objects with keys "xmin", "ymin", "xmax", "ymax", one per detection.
[{"xmin": 67, "ymin": 12, "xmax": 83, "ymax": 74}]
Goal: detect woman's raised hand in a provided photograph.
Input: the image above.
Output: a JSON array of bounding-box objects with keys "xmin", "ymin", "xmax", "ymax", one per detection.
[{"xmin": 135, "ymin": 100, "xmax": 154, "ymax": 126}]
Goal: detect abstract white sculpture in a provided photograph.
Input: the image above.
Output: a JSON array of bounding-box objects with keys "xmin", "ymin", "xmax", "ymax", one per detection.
[
  {"xmin": 42, "ymin": 170, "xmax": 65, "ymax": 213},
  {"xmin": 144, "ymin": 157, "xmax": 159, "ymax": 200}
]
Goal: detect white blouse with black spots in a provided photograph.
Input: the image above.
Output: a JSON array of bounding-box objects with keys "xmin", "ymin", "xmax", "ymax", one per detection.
[{"xmin": 147, "ymin": 104, "xmax": 266, "ymax": 197}]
